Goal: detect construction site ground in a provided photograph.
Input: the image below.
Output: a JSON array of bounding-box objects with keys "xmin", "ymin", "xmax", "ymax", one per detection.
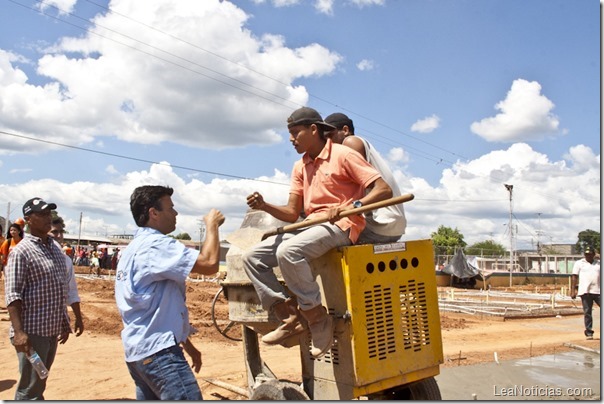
[{"xmin": 0, "ymin": 270, "xmax": 600, "ymax": 400}]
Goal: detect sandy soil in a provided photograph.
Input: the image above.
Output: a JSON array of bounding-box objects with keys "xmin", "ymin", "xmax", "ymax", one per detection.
[{"xmin": 0, "ymin": 273, "xmax": 600, "ymax": 400}]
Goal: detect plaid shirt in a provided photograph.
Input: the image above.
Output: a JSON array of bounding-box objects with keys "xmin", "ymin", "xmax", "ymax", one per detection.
[{"xmin": 4, "ymin": 233, "xmax": 70, "ymax": 338}]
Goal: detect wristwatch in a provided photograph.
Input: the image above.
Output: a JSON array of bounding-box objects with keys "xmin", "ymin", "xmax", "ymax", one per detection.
[{"xmin": 353, "ymin": 200, "xmax": 363, "ymax": 209}]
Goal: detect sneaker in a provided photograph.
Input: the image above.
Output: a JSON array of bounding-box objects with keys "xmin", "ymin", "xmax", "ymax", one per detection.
[{"xmin": 586, "ymin": 335, "xmax": 594, "ymax": 340}]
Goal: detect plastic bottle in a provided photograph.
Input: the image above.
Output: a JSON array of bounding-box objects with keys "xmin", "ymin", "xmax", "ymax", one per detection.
[{"xmin": 27, "ymin": 349, "xmax": 49, "ymax": 379}]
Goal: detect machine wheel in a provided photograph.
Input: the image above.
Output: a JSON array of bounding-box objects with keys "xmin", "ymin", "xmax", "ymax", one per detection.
[
  {"xmin": 211, "ymin": 287, "xmax": 242, "ymax": 341},
  {"xmin": 367, "ymin": 377, "xmax": 442, "ymax": 400},
  {"xmin": 250, "ymin": 379, "xmax": 310, "ymax": 400}
]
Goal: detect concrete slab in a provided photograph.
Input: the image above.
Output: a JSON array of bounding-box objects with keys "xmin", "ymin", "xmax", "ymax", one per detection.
[
  {"xmin": 437, "ymin": 302, "xmax": 600, "ymax": 400},
  {"xmin": 437, "ymin": 350, "xmax": 600, "ymax": 400}
]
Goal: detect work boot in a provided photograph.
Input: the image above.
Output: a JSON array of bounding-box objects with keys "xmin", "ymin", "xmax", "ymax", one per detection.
[
  {"xmin": 300, "ymin": 305, "xmax": 333, "ymax": 358},
  {"xmin": 261, "ymin": 298, "xmax": 306, "ymax": 345}
]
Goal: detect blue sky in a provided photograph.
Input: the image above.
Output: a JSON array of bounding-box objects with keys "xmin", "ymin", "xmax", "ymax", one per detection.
[{"xmin": 0, "ymin": 0, "xmax": 600, "ymax": 251}]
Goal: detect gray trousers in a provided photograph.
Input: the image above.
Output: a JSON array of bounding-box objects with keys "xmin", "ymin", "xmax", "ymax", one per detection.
[{"xmin": 242, "ymin": 223, "xmax": 351, "ymax": 311}]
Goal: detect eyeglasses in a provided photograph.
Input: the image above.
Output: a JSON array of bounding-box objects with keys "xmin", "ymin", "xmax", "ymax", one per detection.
[{"xmin": 50, "ymin": 230, "xmax": 65, "ymax": 235}]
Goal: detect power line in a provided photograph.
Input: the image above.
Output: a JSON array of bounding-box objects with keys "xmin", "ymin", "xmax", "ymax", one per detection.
[{"xmin": 0, "ymin": 130, "xmax": 289, "ymax": 186}]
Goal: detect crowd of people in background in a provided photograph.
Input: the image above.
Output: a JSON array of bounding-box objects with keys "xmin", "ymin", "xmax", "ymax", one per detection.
[
  {"xmin": 72, "ymin": 246, "xmax": 122, "ymax": 276},
  {"xmin": 1, "ymin": 219, "xmax": 122, "ymax": 280}
]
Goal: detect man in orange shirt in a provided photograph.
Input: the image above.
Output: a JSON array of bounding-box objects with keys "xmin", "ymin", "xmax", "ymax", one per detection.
[{"xmin": 243, "ymin": 107, "xmax": 392, "ymax": 358}]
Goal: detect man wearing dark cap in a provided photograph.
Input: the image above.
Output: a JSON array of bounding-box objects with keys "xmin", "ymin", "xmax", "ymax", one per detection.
[
  {"xmin": 571, "ymin": 245, "xmax": 600, "ymax": 340},
  {"xmin": 4, "ymin": 198, "xmax": 72, "ymax": 399},
  {"xmin": 325, "ymin": 112, "xmax": 407, "ymax": 244},
  {"xmin": 243, "ymin": 107, "xmax": 393, "ymax": 358}
]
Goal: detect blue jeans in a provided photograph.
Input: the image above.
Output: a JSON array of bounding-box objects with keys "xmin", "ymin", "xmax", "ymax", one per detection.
[
  {"xmin": 12, "ymin": 334, "xmax": 58, "ymax": 400},
  {"xmin": 580, "ymin": 293, "xmax": 600, "ymax": 336},
  {"xmin": 126, "ymin": 345, "xmax": 202, "ymax": 400}
]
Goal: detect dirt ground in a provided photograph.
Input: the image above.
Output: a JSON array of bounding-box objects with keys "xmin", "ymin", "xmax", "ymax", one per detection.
[{"xmin": 0, "ymin": 272, "xmax": 600, "ymax": 400}]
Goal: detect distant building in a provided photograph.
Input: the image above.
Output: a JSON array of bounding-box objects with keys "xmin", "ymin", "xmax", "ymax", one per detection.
[{"xmin": 542, "ymin": 244, "xmax": 577, "ymax": 255}]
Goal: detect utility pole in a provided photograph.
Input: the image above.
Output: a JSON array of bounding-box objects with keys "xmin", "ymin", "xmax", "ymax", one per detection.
[
  {"xmin": 5, "ymin": 202, "xmax": 10, "ymax": 233},
  {"xmin": 537, "ymin": 213, "xmax": 542, "ymax": 272},
  {"xmin": 76, "ymin": 212, "xmax": 83, "ymax": 256},
  {"xmin": 504, "ymin": 184, "xmax": 514, "ymax": 287},
  {"xmin": 536, "ymin": 213, "xmax": 542, "ymax": 253}
]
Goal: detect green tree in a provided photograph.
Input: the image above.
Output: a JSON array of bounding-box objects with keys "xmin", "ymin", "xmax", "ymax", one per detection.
[
  {"xmin": 575, "ymin": 229, "xmax": 601, "ymax": 253},
  {"xmin": 431, "ymin": 225, "xmax": 466, "ymax": 256},
  {"xmin": 174, "ymin": 232, "xmax": 192, "ymax": 240},
  {"xmin": 465, "ymin": 240, "xmax": 506, "ymax": 257}
]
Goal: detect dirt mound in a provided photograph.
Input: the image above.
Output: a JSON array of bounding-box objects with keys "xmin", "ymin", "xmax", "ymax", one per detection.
[{"xmin": 76, "ymin": 277, "xmax": 234, "ymax": 341}]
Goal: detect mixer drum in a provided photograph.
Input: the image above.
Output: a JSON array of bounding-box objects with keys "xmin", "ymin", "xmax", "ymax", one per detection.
[{"xmin": 223, "ymin": 209, "xmax": 296, "ymax": 338}]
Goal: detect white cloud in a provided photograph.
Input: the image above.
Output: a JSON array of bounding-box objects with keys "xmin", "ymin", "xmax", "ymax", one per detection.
[
  {"xmin": 253, "ymin": 0, "xmax": 383, "ymax": 14},
  {"xmin": 411, "ymin": 114, "xmax": 440, "ymax": 133},
  {"xmin": 356, "ymin": 59, "xmax": 375, "ymax": 71},
  {"xmin": 564, "ymin": 144, "xmax": 600, "ymax": 172},
  {"xmin": 350, "ymin": 0, "xmax": 385, "ymax": 5},
  {"xmin": 470, "ymin": 79, "xmax": 560, "ymax": 143},
  {"xmin": 9, "ymin": 168, "xmax": 33, "ymax": 174},
  {"xmin": 315, "ymin": 0, "xmax": 335, "ymax": 14},
  {"xmin": 387, "ymin": 147, "xmax": 409, "ymax": 165},
  {"xmin": 37, "ymin": 0, "xmax": 78, "ymax": 15},
  {"xmin": 259, "ymin": 0, "xmax": 300, "ymax": 6},
  {"xmin": 0, "ymin": 0, "xmax": 342, "ymax": 153}
]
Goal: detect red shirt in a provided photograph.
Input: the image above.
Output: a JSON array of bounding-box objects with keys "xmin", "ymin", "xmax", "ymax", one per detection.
[{"xmin": 290, "ymin": 139, "xmax": 381, "ymax": 243}]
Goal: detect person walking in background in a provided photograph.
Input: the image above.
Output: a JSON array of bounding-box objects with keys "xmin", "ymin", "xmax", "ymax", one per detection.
[
  {"xmin": 115, "ymin": 185, "xmax": 225, "ymax": 400},
  {"xmin": 325, "ymin": 112, "xmax": 407, "ymax": 244},
  {"xmin": 49, "ymin": 217, "xmax": 84, "ymax": 337},
  {"xmin": 1, "ymin": 222, "xmax": 25, "ymax": 273},
  {"xmin": 571, "ymin": 245, "xmax": 600, "ymax": 340},
  {"xmin": 242, "ymin": 107, "xmax": 392, "ymax": 358},
  {"xmin": 90, "ymin": 250, "xmax": 100, "ymax": 276},
  {"xmin": 111, "ymin": 248, "xmax": 120, "ymax": 272},
  {"xmin": 4, "ymin": 198, "xmax": 72, "ymax": 400}
]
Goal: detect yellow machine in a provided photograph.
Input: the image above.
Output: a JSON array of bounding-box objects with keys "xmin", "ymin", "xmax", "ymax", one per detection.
[{"xmin": 217, "ymin": 211, "xmax": 444, "ymax": 400}]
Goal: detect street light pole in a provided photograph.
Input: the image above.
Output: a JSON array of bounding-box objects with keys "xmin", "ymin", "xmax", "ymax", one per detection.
[
  {"xmin": 504, "ymin": 184, "xmax": 514, "ymax": 287},
  {"xmin": 76, "ymin": 212, "xmax": 83, "ymax": 257}
]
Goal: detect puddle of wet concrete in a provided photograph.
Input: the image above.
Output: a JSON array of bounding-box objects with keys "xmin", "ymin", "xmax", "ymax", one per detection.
[{"xmin": 436, "ymin": 350, "xmax": 600, "ymax": 400}]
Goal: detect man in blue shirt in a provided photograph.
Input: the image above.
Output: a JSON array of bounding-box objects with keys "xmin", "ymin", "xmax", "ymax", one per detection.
[{"xmin": 115, "ymin": 185, "xmax": 224, "ymax": 400}]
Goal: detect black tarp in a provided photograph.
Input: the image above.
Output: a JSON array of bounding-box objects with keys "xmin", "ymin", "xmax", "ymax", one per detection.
[{"xmin": 442, "ymin": 248, "xmax": 482, "ymax": 288}]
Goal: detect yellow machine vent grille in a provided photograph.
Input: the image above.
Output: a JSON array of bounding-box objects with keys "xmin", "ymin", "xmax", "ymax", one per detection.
[
  {"xmin": 399, "ymin": 281, "xmax": 430, "ymax": 351},
  {"xmin": 364, "ymin": 286, "xmax": 397, "ymax": 360},
  {"xmin": 310, "ymin": 308, "xmax": 340, "ymax": 365}
]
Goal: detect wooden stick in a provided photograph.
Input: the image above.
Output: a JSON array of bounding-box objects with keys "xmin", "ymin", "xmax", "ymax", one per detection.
[
  {"xmin": 261, "ymin": 193, "xmax": 414, "ymax": 240},
  {"xmin": 202, "ymin": 378, "xmax": 249, "ymax": 398}
]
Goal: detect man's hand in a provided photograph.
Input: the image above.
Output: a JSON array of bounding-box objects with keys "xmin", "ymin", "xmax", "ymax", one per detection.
[
  {"xmin": 326, "ymin": 205, "xmax": 344, "ymax": 223},
  {"xmin": 204, "ymin": 208, "xmax": 225, "ymax": 229},
  {"xmin": 74, "ymin": 316, "xmax": 84, "ymax": 336},
  {"xmin": 12, "ymin": 330, "xmax": 30, "ymax": 353},
  {"xmin": 247, "ymin": 192, "xmax": 265, "ymax": 211},
  {"xmin": 182, "ymin": 339, "xmax": 202, "ymax": 373},
  {"xmin": 58, "ymin": 331, "xmax": 70, "ymax": 344}
]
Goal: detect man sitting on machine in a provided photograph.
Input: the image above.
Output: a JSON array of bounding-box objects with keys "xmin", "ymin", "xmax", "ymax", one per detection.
[{"xmin": 242, "ymin": 107, "xmax": 392, "ymax": 358}]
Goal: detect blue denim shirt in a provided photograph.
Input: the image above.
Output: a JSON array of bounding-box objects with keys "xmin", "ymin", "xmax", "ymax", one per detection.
[{"xmin": 115, "ymin": 227, "xmax": 199, "ymax": 362}]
